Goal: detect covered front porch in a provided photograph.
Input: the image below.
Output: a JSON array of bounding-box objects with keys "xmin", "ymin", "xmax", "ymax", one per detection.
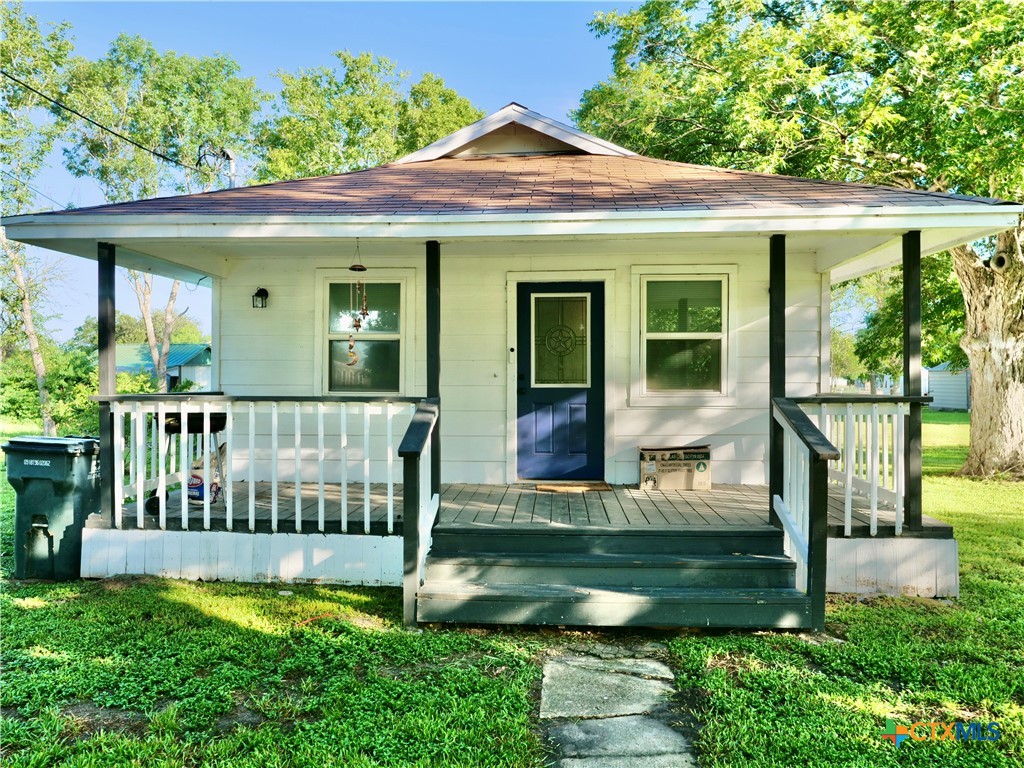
[{"xmin": 78, "ymin": 389, "xmax": 958, "ymax": 631}]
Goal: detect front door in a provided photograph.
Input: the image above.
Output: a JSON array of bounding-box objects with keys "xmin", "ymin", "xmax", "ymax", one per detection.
[{"xmin": 516, "ymin": 282, "xmax": 604, "ymax": 480}]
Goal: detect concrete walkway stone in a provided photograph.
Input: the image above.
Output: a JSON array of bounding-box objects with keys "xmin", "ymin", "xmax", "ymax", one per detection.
[
  {"xmin": 540, "ymin": 658, "xmax": 675, "ymax": 719},
  {"xmin": 548, "ymin": 715, "xmax": 691, "ymax": 757},
  {"xmin": 540, "ymin": 651, "xmax": 698, "ymax": 767}
]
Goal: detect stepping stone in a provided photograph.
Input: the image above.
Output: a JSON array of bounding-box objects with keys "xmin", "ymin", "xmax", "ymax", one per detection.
[
  {"xmin": 557, "ymin": 755, "xmax": 697, "ymax": 768},
  {"xmin": 540, "ymin": 658, "xmax": 675, "ymax": 719},
  {"xmin": 548, "ymin": 714, "xmax": 692, "ymax": 758},
  {"xmin": 556, "ymin": 656, "xmax": 674, "ymax": 680}
]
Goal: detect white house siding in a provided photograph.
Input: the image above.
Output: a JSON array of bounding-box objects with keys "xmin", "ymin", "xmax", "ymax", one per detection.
[
  {"xmin": 928, "ymin": 369, "xmax": 970, "ymax": 411},
  {"xmin": 215, "ymin": 237, "xmax": 825, "ymax": 486}
]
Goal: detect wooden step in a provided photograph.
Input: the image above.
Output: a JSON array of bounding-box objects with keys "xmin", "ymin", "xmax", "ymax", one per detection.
[
  {"xmin": 423, "ymin": 552, "xmax": 796, "ymax": 589},
  {"xmin": 417, "ymin": 582, "xmax": 811, "ymax": 628},
  {"xmin": 430, "ymin": 524, "xmax": 785, "ymax": 557}
]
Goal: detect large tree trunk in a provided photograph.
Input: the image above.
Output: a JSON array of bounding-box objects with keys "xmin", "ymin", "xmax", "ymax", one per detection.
[
  {"xmin": 4, "ymin": 237, "xmax": 57, "ymax": 436},
  {"xmin": 952, "ymin": 224, "xmax": 1024, "ymax": 478},
  {"xmin": 127, "ymin": 271, "xmax": 181, "ymax": 394}
]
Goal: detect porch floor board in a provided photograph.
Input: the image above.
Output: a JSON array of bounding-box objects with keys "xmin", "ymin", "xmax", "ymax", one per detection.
[{"xmin": 108, "ymin": 482, "xmax": 952, "ymax": 538}]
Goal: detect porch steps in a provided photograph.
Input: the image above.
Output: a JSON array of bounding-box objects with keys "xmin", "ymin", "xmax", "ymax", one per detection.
[{"xmin": 417, "ymin": 524, "xmax": 812, "ymax": 628}]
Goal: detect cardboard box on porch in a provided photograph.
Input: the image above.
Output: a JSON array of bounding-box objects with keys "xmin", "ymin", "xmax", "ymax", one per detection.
[{"xmin": 639, "ymin": 445, "xmax": 711, "ymax": 491}]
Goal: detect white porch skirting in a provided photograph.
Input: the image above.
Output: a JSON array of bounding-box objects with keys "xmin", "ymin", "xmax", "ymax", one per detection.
[
  {"xmin": 826, "ymin": 537, "xmax": 959, "ymax": 597},
  {"xmin": 80, "ymin": 528, "xmax": 403, "ymax": 586}
]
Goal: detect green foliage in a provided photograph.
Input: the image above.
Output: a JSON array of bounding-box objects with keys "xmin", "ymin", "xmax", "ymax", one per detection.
[
  {"xmin": 829, "ymin": 327, "xmax": 865, "ymax": 382},
  {"xmin": 65, "ymin": 312, "xmax": 206, "ymax": 354},
  {"xmin": 855, "ymin": 254, "xmax": 968, "ymax": 377},
  {"xmin": 1, "ymin": 347, "xmax": 156, "ymax": 434},
  {"xmin": 60, "ymin": 34, "xmax": 266, "ymax": 202},
  {"xmin": 0, "ymin": 2, "xmax": 73, "ymax": 217},
  {"xmin": 576, "ymin": 0, "xmax": 1024, "ymax": 203},
  {"xmin": 255, "ymin": 52, "xmax": 482, "ymax": 182}
]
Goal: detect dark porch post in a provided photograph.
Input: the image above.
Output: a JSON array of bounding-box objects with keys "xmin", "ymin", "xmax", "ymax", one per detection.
[
  {"xmin": 768, "ymin": 234, "xmax": 786, "ymax": 527},
  {"xmin": 903, "ymin": 231, "xmax": 923, "ymax": 531},
  {"xmin": 97, "ymin": 242, "xmax": 116, "ymax": 522},
  {"xmin": 426, "ymin": 240, "xmax": 441, "ymax": 497}
]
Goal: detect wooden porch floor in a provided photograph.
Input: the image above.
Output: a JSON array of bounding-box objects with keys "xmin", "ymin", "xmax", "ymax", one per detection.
[{"xmin": 110, "ymin": 482, "xmax": 952, "ymax": 538}]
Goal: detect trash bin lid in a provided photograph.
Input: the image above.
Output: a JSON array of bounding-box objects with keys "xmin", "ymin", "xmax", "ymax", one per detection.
[{"xmin": 2, "ymin": 436, "xmax": 100, "ymax": 456}]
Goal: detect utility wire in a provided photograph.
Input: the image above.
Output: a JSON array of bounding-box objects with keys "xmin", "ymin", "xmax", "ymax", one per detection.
[
  {"xmin": 1, "ymin": 68, "xmax": 198, "ymax": 172},
  {"xmin": 0, "ymin": 168, "xmax": 68, "ymax": 210}
]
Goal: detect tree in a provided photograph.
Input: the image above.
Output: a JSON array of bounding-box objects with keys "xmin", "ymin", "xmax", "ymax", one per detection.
[
  {"xmin": 60, "ymin": 34, "xmax": 263, "ymax": 392},
  {"xmin": 1, "ymin": 2, "xmax": 73, "ymax": 435},
  {"xmin": 830, "ymin": 328, "xmax": 865, "ymax": 385},
  {"xmin": 576, "ymin": 0, "xmax": 1024, "ymax": 476},
  {"xmin": 255, "ymin": 52, "xmax": 482, "ymax": 182},
  {"xmin": 66, "ymin": 310, "xmax": 205, "ymax": 352},
  {"xmin": 855, "ymin": 254, "xmax": 968, "ymax": 378}
]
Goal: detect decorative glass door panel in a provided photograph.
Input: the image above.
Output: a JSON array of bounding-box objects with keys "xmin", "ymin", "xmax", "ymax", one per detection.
[{"xmin": 532, "ymin": 294, "xmax": 590, "ymax": 387}]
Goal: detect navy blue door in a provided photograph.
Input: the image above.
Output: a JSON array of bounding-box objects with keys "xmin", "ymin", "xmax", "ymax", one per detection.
[{"xmin": 516, "ymin": 282, "xmax": 604, "ymax": 480}]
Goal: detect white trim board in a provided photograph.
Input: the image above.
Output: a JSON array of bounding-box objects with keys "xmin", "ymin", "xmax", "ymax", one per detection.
[
  {"xmin": 827, "ymin": 537, "xmax": 959, "ymax": 597},
  {"xmin": 80, "ymin": 528, "xmax": 403, "ymax": 585}
]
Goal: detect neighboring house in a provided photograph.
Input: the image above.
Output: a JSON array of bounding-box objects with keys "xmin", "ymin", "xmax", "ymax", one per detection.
[
  {"xmin": 5, "ymin": 103, "xmax": 1020, "ymax": 630},
  {"xmin": 927, "ymin": 362, "xmax": 970, "ymax": 411},
  {"xmin": 116, "ymin": 343, "xmax": 212, "ymax": 391}
]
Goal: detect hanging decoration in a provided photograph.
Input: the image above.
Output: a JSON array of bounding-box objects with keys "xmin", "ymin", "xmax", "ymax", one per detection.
[{"xmin": 346, "ymin": 334, "xmax": 359, "ymax": 366}]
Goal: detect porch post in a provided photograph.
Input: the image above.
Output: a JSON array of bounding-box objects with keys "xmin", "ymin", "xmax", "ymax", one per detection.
[
  {"xmin": 426, "ymin": 240, "xmax": 441, "ymax": 497},
  {"xmin": 768, "ymin": 234, "xmax": 786, "ymax": 527},
  {"xmin": 902, "ymin": 231, "xmax": 923, "ymax": 531},
  {"xmin": 97, "ymin": 242, "xmax": 116, "ymax": 523}
]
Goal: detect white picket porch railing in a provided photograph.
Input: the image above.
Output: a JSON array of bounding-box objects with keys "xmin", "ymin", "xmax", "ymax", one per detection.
[
  {"xmin": 794, "ymin": 396, "xmax": 927, "ymax": 537},
  {"xmin": 108, "ymin": 395, "xmax": 419, "ymax": 534},
  {"xmin": 771, "ymin": 398, "xmax": 837, "ymax": 631}
]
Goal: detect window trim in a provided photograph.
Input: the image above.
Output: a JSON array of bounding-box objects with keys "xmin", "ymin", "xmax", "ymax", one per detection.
[
  {"xmin": 314, "ymin": 269, "xmax": 415, "ymax": 396},
  {"xmin": 630, "ymin": 265, "xmax": 738, "ymax": 407}
]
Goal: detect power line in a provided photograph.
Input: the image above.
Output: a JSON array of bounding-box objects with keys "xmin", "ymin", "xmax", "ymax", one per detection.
[
  {"xmin": 0, "ymin": 168, "xmax": 68, "ymax": 210},
  {"xmin": 1, "ymin": 68, "xmax": 198, "ymax": 172}
]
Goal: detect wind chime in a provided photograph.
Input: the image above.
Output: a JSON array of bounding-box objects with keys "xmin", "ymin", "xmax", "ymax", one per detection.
[{"xmin": 347, "ymin": 240, "xmax": 369, "ymax": 367}]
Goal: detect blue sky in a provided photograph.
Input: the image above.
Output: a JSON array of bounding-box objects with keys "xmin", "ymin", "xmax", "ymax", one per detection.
[{"xmin": 21, "ymin": 0, "xmax": 640, "ymax": 340}]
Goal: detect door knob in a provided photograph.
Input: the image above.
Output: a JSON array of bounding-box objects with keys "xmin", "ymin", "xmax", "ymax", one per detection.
[{"xmin": 517, "ymin": 387, "xmax": 526, "ymax": 396}]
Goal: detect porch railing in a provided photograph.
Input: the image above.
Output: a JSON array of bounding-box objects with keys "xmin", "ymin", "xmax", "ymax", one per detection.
[
  {"xmin": 399, "ymin": 399, "xmax": 440, "ymax": 627},
  {"xmin": 100, "ymin": 394, "xmax": 421, "ymax": 534},
  {"xmin": 771, "ymin": 397, "xmax": 839, "ymax": 631},
  {"xmin": 792, "ymin": 395, "xmax": 930, "ymax": 536}
]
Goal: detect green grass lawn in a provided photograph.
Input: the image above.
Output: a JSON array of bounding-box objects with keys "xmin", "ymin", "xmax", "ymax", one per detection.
[{"xmin": 2, "ymin": 410, "xmax": 1021, "ymax": 766}]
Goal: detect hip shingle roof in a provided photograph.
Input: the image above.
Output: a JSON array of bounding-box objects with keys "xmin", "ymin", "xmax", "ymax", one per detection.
[{"xmin": 42, "ymin": 154, "xmax": 1011, "ymax": 217}]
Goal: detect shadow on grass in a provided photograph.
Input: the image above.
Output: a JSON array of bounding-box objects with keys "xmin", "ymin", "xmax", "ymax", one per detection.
[{"xmin": 0, "ymin": 576, "xmax": 542, "ymax": 767}]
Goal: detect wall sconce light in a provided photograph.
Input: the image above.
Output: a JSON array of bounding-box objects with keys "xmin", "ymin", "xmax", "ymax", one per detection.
[{"xmin": 252, "ymin": 287, "xmax": 269, "ymax": 309}]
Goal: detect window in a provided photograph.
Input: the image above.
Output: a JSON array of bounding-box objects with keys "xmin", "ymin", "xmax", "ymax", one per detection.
[
  {"xmin": 326, "ymin": 281, "xmax": 403, "ymax": 393},
  {"xmin": 632, "ymin": 269, "xmax": 735, "ymax": 404}
]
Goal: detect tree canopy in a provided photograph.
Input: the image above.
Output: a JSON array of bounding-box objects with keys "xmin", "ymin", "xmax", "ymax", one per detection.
[
  {"xmin": 254, "ymin": 51, "xmax": 482, "ymax": 182},
  {"xmin": 59, "ymin": 33, "xmax": 266, "ymax": 201},
  {"xmin": 576, "ymin": 0, "xmax": 1024, "ymax": 475}
]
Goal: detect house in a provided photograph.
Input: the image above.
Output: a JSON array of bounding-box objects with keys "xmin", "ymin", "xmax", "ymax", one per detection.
[
  {"xmin": 116, "ymin": 343, "xmax": 212, "ymax": 391},
  {"xmin": 927, "ymin": 363, "xmax": 970, "ymax": 411},
  {"xmin": 4, "ymin": 103, "xmax": 1019, "ymax": 630}
]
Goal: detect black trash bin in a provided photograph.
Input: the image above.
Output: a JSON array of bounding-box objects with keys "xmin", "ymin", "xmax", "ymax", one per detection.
[{"xmin": 3, "ymin": 436, "xmax": 100, "ymax": 580}]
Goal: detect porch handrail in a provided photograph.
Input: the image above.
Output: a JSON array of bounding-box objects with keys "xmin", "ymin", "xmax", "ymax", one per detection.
[
  {"xmin": 791, "ymin": 395, "xmax": 931, "ymax": 537},
  {"xmin": 399, "ymin": 398, "xmax": 441, "ymax": 628},
  {"xmin": 102, "ymin": 394, "xmax": 418, "ymax": 535},
  {"xmin": 771, "ymin": 397, "xmax": 840, "ymax": 632}
]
